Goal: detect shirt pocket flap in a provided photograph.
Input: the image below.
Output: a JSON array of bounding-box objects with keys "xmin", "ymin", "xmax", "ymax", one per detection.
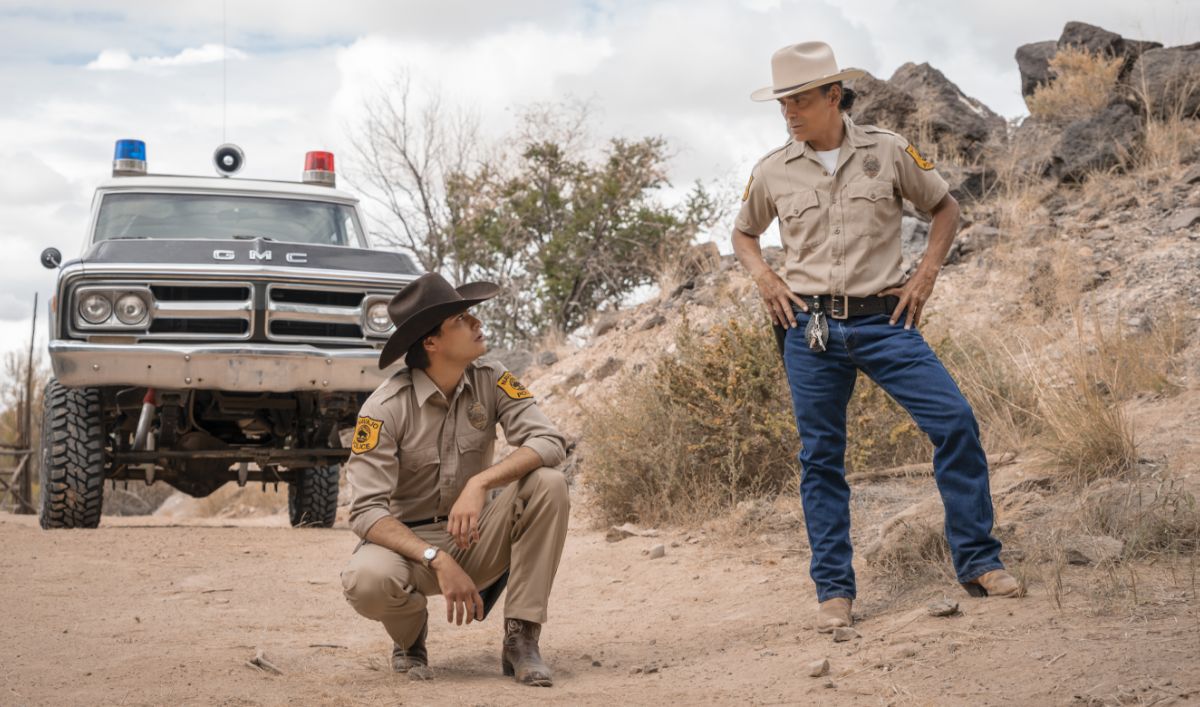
[
  {"xmin": 845, "ymin": 180, "xmax": 893, "ymax": 203},
  {"xmin": 778, "ymin": 189, "xmax": 820, "ymax": 221},
  {"xmin": 398, "ymin": 444, "xmax": 439, "ymax": 472},
  {"xmin": 456, "ymin": 430, "xmax": 494, "ymax": 454}
]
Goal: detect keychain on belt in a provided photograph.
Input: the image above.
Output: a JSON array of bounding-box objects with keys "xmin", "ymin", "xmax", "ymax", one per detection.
[{"xmin": 804, "ymin": 303, "xmax": 829, "ymax": 353}]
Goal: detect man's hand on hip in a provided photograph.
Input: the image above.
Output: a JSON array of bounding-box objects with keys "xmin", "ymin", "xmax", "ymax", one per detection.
[
  {"xmin": 879, "ymin": 270, "xmax": 937, "ymax": 330},
  {"xmin": 752, "ymin": 268, "xmax": 808, "ymax": 328}
]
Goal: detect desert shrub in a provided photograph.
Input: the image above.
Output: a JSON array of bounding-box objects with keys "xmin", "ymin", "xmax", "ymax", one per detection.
[
  {"xmin": 1027, "ymin": 47, "xmax": 1124, "ymax": 124},
  {"xmin": 1081, "ymin": 479, "xmax": 1200, "ymax": 558},
  {"xmin": 584, "ymin": 309, "xmax": 800, "ymax": 525}
]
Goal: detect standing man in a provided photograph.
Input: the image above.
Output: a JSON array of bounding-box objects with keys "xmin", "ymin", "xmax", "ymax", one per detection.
[
  {"xmin": 340, "ymin": 273, "xmax": 570, "ymax": 686},
  {"xmin": 732, "ymin": 42, "xmax": 1020, "ymax": 633}
]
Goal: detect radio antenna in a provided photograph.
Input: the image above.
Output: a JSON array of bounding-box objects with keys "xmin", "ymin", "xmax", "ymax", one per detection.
[{"xmin": 222, "ymin": 0, "xmax": 227, "ymax": 143}]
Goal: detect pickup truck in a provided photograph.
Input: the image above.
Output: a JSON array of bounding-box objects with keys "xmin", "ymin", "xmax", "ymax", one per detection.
[{"xmin": 38, "ymin": 140, "xmax": 418, "ymax": 528}]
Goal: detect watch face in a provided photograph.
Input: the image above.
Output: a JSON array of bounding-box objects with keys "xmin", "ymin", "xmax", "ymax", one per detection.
[{"xmin": 424, "ymin": 547, "xmax": 437, "ymax": 560}]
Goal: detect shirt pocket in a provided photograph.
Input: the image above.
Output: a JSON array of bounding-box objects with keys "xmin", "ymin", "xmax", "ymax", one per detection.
[
  {"xmin": 776, "ymin": 189, "xmax": 823, "ymax": 252},
  {"xmin": 843, "ymin": 179, "xmax": 897, "ymax": 239},
  {"xmin": 455, "ymin": 429, "xmax": 495, "ymax": 480},
  {"xmin": 398, "ymin": 443, "xmax": 440, "ymax": 475}
]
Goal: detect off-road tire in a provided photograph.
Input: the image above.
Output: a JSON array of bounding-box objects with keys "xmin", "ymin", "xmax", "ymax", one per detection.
[
  {"xmin": 39, "ymin": 379, "xmax": 106, "ymax": 529},
  {"xmin": 288, "ymin": 465, "xmax": 339, "ymax": 528}
]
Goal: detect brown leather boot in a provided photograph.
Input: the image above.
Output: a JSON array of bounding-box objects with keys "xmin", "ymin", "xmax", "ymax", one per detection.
[
  {"xmin": 962, "ymin": 569, "xmax": 1022, "ymax": 598},
  {"xmin": 815, "ymin": 597, "xmax": 853, "ymax": 633},
  {"xmin": 391, "ymin": 618, "xmax": 433, "ymax": 680},
  {"xmin": 501, "ymin": 618, "xmax": 553, "ymax": 686}
]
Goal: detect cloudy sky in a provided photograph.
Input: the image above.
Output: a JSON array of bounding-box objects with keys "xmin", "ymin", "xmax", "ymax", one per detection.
[{"xmin": 0, "ymin": 0, "xmax": 1195, "ymax": 362}]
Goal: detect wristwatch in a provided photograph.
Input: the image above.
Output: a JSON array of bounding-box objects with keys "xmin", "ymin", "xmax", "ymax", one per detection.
[{"xmin": 422, "ymin": 546, "xmax": 439, "ymax": 568}]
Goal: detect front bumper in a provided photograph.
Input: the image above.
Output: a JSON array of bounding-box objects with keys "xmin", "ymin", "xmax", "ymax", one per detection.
[{"xmin": 49, "ymin": 341, "xmax": 394, "ymax": 392}]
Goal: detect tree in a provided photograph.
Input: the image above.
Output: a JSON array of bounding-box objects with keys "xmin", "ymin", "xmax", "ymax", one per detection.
[
  {"xmin": 348, "ymin": 83, "xmax": 723, "ymax": 346},
  {"xmin": 346, "ymin": 74, "xmax": 481, "ymax": 281}
]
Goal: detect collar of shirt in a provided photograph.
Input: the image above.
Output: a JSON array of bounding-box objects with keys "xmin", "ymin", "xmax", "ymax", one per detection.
[
  {"xmin": 411, "ymin": 366, "xmax": 475, "ymax": 408},
  {"xmin": 786, "ymin": 114, "xmax": 877, "ymax": 166}
]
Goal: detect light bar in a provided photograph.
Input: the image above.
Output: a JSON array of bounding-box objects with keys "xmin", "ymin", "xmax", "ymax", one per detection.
[
  {"xmin": 302, "ymin": 150, "xmax": 335, "ymax": 187},
  {"xmin": 113, "ymin": 139, "xmax": 147, "ymax": 176}
]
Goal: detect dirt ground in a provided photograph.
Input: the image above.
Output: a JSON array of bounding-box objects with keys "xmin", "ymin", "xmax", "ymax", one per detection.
[{"xmin": 2, "ymin": 497, "xmax": 1198, "ymax": 707}]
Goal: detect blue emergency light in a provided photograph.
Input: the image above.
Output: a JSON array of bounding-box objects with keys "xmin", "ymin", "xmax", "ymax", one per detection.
[{"xmin": 112, "ymin": 139, "xmax": 147, "ymax": 176}]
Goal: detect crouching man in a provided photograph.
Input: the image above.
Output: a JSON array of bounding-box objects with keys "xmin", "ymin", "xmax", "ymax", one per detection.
[{"xmin": 340, "ymin": 273, "xmax": 570, "ymax": 686}]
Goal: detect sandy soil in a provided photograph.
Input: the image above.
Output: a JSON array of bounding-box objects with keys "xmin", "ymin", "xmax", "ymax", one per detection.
[{"xmin": 2, "ymin": 499, "xmax": 1197, "ymax": 707}]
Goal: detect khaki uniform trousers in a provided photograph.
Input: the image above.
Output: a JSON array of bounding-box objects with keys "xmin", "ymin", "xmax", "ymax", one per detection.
[{"xmin": 340, "ymin": 467, "xmax": 569, "ymax": 649}]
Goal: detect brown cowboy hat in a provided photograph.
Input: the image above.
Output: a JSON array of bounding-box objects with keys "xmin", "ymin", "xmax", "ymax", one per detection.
[
  {"xmin": 751, "ymin": 41, "xmax": 865, "ymax": 102},
  {"xmin": 378, "ymin": 272, "xmax": 500, "ymax": 369}
]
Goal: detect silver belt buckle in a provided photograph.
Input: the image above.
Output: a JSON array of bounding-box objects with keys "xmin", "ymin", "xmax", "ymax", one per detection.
[{"xmin": 830, "ymin": 295, "xmax": 850, "ymax": 320}]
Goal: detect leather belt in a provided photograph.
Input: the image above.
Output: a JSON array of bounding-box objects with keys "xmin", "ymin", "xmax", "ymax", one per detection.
[
  {"xmin": 403, "ymin": 516, "xmax": 446, "ymax": 528},
  {"xmin": 798, "ymin": 294, "xmax": 899, "ymax": 320}
]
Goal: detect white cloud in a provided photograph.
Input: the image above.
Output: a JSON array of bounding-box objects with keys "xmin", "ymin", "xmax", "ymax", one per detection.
[
  {"xmin": 0, "ymin": 0, "xmax": 1197, "ymax": 368},
  {"xmin": 86, "ymin": 43, "xmax": 247, "ymax": 71}
]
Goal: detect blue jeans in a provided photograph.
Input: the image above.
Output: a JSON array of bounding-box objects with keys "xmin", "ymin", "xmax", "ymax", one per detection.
[{"xmin": 781, "ymin": 310, "xmax": 1003, "ymax": 602}]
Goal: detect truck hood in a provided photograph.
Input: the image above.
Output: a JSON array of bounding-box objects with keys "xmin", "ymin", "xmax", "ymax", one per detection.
[{"xmin": 79, "ymin": 238, "xmax": 420, "ymax": 275}]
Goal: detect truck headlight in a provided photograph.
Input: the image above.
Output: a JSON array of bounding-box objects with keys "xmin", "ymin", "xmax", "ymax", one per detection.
[
  {"xmin": 364, "ymin": 301, "xmax": 393, "ymax": 335},
  {"xmin": 114, "ymin": 293, "xmax": 149, "ymax": 325},
  {"xmin": 78, "ymin": 293, "xmax": 113, "ymax": 324}
]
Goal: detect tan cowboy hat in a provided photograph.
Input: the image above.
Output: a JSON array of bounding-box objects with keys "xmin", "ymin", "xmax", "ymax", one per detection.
[
  {"xmin": 751, "ymin": 41, "xmax": 865, "ymax": 102},
  {"xmin": 377, "ymin": 272, "xmax": 500, "ymax": 369}
]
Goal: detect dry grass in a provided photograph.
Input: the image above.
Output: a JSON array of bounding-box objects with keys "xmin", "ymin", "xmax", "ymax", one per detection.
[
  {"xmin": 1081, "ymin": 478, "xmax": 1200, "ymax": 560},
  {"xmin": 583, "ymin": 305, "xmax": 800, "ymax": 526},
  {"xmin": 867, "ymin": 519, "xmax": 955, "ymax": 590},
  {"xmin": 1026, "ymin": 47, "xmax": 1124, "ymax": 124}
]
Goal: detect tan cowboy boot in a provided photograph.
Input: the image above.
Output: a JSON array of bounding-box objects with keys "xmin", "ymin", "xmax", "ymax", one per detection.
[
  {"xmin": 962, "ymin": 569, "xmax": 1022, "ymax": 598},
  {"xmin": 501, "ymin": 618, "xmax": 553, "ymax": 686},
  {"xmin": 815, "ymin": 597, "xmax": 853, "ymax": 633},
  {"xmin": 391, "ymin": 618, "xmax": 433, "ymax": 681}
]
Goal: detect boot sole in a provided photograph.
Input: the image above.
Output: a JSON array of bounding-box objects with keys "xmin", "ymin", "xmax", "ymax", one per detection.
[{"xmin": 502, "ymin": 658, "xmax": 553, "ymax": 686}]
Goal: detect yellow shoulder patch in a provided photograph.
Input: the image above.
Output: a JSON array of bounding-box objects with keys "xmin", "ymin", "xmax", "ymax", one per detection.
[
  {"xmin": 905, "ymin": 144, "xmax": 934, "ymax": 171},
  {"xmin": 741, "ymin": 174, "xmax": 754, "ymax": 202},
  {"xmin": 497, "ymin": 371, "xmax": 533, "ymax": 400},
  {"xmin": 351, "ymin": 416, "xmax": 383, "ymax": 454}
]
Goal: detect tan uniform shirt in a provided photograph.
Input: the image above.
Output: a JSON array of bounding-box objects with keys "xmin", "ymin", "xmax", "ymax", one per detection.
[
  {"xmin": 345, "ymin": 358, "xmax": 566, "ymax": 539},
  {"xmin": 735, "ymin": 114, "xmax": 950, "ymax": 297}
]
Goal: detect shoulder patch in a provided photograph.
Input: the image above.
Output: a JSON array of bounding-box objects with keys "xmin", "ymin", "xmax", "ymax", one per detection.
[
  {"xmin": 351, "ymin": 416, "xmax": 384, "ymax": 454},
  {"xmin": 497, "ymin": 371, "xmax": 534, "ymax": 400},
  {"xmin": 741, "ymin": 174, "xmax": 754, "ymax": 202},
  {"xmin": 905, "ymin": 144, "xmax": 935, "ymax": 171}
]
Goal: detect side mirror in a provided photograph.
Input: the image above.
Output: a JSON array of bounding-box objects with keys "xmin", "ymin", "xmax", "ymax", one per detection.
[{"xmin": 41, "ymin": 247, "xmax": 62, "ymax": 269}]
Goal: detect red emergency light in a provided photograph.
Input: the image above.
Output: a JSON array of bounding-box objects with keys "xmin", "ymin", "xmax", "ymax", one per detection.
[{"xmin": 302, "ymin": 151, "xmax": 336, "ymax": 187}]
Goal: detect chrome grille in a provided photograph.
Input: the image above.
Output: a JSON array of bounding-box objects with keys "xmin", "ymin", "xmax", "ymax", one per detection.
[
  {"xmin": 67, "ymin": 278, "xmax": 398, "ymax": 345},
  {"xmin": 266, "ymin": 284, "xmax": 369, "ymax": 344}
]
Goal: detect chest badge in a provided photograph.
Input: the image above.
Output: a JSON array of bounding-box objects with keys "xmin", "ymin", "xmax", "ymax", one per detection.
[
  {"xmin": 862, "ymin": 153, "xmax": 881, "ymax": 178},
  {"xmin": 351, "ymin": 416, "xmax": 383, "ymax": 455},
  {"xmin": 467, "ymin": 401, "xmax": 489, "ymax": 430}
]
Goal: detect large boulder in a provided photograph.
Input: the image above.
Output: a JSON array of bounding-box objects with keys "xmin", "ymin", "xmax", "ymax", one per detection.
[
  {"xmin": 849, "ymin": 72, "xmax": 917, "ymax": 135},
  {"xmin": 852, "ymin": 63, "xmax": 1005, "ymax": 158},
  {"xmin": 1048, "ymin": 102, "xmax": 1143, "ymax": 182},
  {"xmin": 1017, "ymin": 22, "xmax": 1162, "ymax": 110},
  {"xmin": 1059, "ymin": 21, "xmax": 1162, "ymax": 76},
  {"xmin": 1128, "ymin": 43, "xmax": 1200, "ymax": 120},
  {"xmin": 1015, "ymin": 40, "xmax": 1058, "ymax": 100}
]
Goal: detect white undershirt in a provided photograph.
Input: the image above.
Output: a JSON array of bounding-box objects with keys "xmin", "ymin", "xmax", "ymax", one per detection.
[{"xmin": 815, "ymin": 147, "xmax": 840, "ymax": 175}]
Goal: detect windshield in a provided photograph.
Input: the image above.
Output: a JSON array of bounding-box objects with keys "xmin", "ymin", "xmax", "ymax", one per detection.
[{"xmin": 94, "ymin": 193, "xmax": 364, "ymax": 246}]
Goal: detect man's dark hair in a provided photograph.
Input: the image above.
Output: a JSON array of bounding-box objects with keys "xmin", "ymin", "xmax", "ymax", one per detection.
[
  {"xmin": 404, "ymin": 322, "xmax": 443, "ymax": 370},
  {"xmin": 820, "ymin": 81, "xmax": 857, "ymax": 111}
]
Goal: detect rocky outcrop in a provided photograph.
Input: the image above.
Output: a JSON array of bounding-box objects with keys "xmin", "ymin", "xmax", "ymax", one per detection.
[
  {"xmin": 852, "ymin": 63, "xmax": 1005, "ymax": 158},
  {"xmin": 1129, "ymin": 43, "xmax": 1200, "ymax": 120},
  {"xmin": 1015, "ymin": 21, "xmax": 1168, "ymax": 113},
  {"xmin": 1048, "ymin": 102, "xmax": 1143, "ymax": 182}
]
